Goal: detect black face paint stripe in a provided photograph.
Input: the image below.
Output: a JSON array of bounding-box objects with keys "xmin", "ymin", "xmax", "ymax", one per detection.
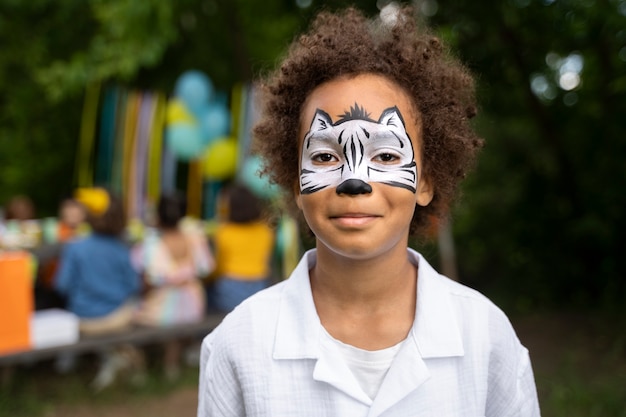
[
  {"xmin": 381, "ymin": 181, "xmax": 417, "ymax": 193},
  {"xmin": 302, "ymin": 184, "xmax": 329, "ymax": 194},
  {"xmin": 400, "ymin": 168, "xmax": 417, "ymax": 181},
  {"xmin": 358, "ymin": 138, "xmax": 365, "ymax": 166},
  {"xmin": 391, "ymin": 132, "xmax": 406, "ymax": 149},
  {"xmin": 366, "ymin": 167, "xmax": 416, "ymax": 183},
  {"xmin": 343, "ymin": 143, "xmax": 351, "ymax": 172},
  {"xmin": 350, "ymin": 138, "xmax": 357, "ymax": 170}
]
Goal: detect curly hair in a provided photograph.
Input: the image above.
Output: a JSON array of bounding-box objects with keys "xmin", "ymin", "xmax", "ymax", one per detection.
[{"xmin": 253, "ymin": 5, "xmax": 483, "ymax": 236}]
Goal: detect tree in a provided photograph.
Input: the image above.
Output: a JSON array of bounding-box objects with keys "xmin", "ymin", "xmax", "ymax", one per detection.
[
  {"xmin": 429, "ymin": 0, "xmax": 626, "ymax": 310},
  {"xmin": 0, "ymin": 0, "xmax": 304, "ymax": 214}
]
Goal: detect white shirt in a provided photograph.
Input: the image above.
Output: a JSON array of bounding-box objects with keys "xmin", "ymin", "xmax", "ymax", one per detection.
[{"xmin": 198, "ymin": 249, "xmax": 541, "ymax": 417}]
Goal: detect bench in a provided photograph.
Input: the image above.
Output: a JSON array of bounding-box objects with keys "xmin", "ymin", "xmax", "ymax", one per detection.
[{"xmin": 0, "ymin": 313, "xmax": 225, "ymax": 368}]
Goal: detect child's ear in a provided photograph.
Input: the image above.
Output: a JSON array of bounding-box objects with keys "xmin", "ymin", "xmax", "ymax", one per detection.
[
  {"xmin": 416, "ymin": 176, "xmax": 434, "ymax": 207},
  {"xmin": 293, "ymin": 180, "xmax": 303, "ymax": 210}
]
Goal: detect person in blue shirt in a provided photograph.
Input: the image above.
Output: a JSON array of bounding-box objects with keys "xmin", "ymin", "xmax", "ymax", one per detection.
[{"xmin": 54, "ymin": 188, "xmax": 142, "ymax": 390}]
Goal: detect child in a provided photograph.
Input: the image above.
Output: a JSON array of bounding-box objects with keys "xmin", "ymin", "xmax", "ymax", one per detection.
[
  {"xmin": 56, "ymin": 197, "xmax": 87, "ymax": 241},
  {"xmin": 132, "ymin": 192, "xmax": 214, "ymax": 326},
  {"xmin": 198, "ymin": 5, "xmax": 540, "ymax": 416},
  {"xmin": 35, "ymin": 197, "xmax": 87, "ymax": 309},
  {"xmin": 131, "ymin": 192, "xmax": 214, "ymax": 379},
  {"xmin": 208, "ymin": 183, "xmax": 275, "ymax": 313},
  {"xmin": 54, "ymin": 188, "xmax": 142, "ymax": 390}
]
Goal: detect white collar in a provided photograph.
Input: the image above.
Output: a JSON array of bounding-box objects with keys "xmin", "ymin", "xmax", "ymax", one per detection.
[{"xmin": 273, "ymin": 248, "xmax": 465, "ymax": 360}]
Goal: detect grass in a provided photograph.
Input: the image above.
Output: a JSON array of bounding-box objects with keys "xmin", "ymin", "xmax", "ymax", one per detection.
[
  {"xmin": 538, "ymin": 368, "xmax": 626, "ymax": 417},
  {"xmin": 515, "ymin": 311, "xmax": 626, "ymax": 417},
  {"xmin": 0, "ymin": 349, "xmax": 200, "ymax": 417},
  {"xmin": 1, "ymin": 312, "xmax": 624, "ymax": 416}
]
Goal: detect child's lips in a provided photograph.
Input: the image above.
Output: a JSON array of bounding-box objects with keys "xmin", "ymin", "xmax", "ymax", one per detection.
[{"xmin": 330, "ymin": 213, "xmax": 380, "ymax": 227}]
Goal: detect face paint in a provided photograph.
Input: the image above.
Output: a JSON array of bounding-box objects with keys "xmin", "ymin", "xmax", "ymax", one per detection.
[{"xmin": 300, "ymin": 104, "xmax": 417, "ymax": 194}]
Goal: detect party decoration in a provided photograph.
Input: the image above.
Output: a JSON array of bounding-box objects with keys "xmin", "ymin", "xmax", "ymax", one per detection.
[
  {"xmin": 166, "ymin": 71, "xmax": 232, "ymax": 164},
  {"xmin": 174, "ymin": 70, "xmax": 214, "ymax": 117},
  {"xmin": 199, "ymin": 102, "xmax": 231, "ymax": 145},
  {"xmin": 203, "ymin": 137, "xmax": 238, "ymax": 180},
  {"xmin": 165, "ymin": 123, "xmax": 205, "ymax": 161},
  {"xmin": 76, "ymin": 82, "xmax": 101, "ymax": 187},
  {"xmin": 166, "ymin": 99, "xmax": 195, "ymax": 124},
  {"xmin": 78, "ymin": 76, "xmax": 246, "ymax": 226},
  {"xmin": 239, "ymin": 156, "xmax": 280, "ymax": 200}
]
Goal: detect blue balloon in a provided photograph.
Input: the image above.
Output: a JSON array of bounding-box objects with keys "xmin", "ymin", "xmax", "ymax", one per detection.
[
  {"xmin": 199, "ymin": 103, "xmax": 231, "ymax": 145},
  {"xmin": 165, "ymin": 123, "xmax": 205, "ymax": 161},
  {"xmin": 239, "ymin": 156, "xmax": 281, "ymax": 200},
  {"xmin": 174, "ymin": 70, "xmax": 214, "ymax": 116}
]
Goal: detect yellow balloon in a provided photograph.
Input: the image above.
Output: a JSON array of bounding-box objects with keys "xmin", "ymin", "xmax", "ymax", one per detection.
[
  {"xmin": 203, "ymin": 137, "xmax": 238, "ymax": 180},
  {"xmin": 166, "ymin": 99, "xmax": 196, "ymax": 124}
]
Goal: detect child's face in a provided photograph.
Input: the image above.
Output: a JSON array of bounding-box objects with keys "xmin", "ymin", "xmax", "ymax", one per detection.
[
  {"xmin": 60, "ymin": 202, "xmax": 86, "ymax": 228},
  {"xmin": 296, "ymin": 73, "xmax": 433, "ymax": 259}
]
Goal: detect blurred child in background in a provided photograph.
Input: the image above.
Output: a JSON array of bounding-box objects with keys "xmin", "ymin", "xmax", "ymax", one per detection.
[
  {"xmin": 56, "ymin": 197, "xmax": 87, "ymax": 241},
  {"xmin": 54, "ymin": 188, "xmax": 142, "ymax": 390},
  {"xmin": 35, "ymin": 197, "xmax": 87, "ymax": 310},
  {"xmin": 4, "ymin": 194, "xmax": 36, "ymax": 221},
  {"xmin": 1, "ymin": 195, "xmax": 38, "ymax": 249},
  {"xmin": 208, "ymin": 183, "xmax": 275, "ymax": 313},
  {"xmin": 131, "ymin": 192, "xmax": 214, "ymax": 379}
]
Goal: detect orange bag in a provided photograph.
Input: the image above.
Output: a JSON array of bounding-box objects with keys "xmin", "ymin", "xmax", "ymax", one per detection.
[{"xmin": 0, "ymin": 251, "xmax": 34, "ymax": 354}]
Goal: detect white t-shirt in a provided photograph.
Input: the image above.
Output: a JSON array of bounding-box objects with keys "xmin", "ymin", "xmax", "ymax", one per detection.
[{"xmin": 321, "ymin": 327, "xmax": 404, "ymax": 400}]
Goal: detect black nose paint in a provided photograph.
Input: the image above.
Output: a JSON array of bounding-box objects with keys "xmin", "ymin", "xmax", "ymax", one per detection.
[{"xmin": 336, "ymin": 179, "xmax": 373, "ymax": 195}]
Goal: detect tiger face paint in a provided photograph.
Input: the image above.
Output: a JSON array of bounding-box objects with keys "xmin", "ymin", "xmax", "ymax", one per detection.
[{"xmin": 299, "ymin": 104, "xmax": 417, "ymax": 195}]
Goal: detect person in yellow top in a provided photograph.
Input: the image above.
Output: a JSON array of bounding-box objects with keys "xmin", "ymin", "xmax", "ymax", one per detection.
[{"xmin": 209, "ymin": 183, "xmax": 275, "ymax": 312}]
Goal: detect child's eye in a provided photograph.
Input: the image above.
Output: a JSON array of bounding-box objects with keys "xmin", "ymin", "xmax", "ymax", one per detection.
[
  {"xmin": 373, "ymin": 153, "xmax": 399, "ymax": 163},
  {"xmin": 312, "ymin": 153, "xmax": 337, "ymax": 163}
]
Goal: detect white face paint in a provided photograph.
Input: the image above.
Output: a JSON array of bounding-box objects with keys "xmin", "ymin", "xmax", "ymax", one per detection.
[{"xmin": 300, "ymin": 105, "xmax": 417, "ymax": 194}]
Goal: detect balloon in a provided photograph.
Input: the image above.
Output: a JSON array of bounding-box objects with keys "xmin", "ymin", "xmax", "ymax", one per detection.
[
  {"xmin": 203, "ymin": 137, "xmax": 238, "ymax": 180},
  {"xmin": 174, "ymin": 70, "xmax": 213, "ymax": 116},
  {"xmin": 165, "ymin": 123, "xmax": 205, "ymax": 161},
  {"xmin": 239, "ymin": 156, "xmax": 281, "ymax": 199},
  {"xmin": 165, "ymin": 99, "xmax": 196, "ymax": 125},
  {"xmin": 199, "ymin": 103, "xmax": 231, "ymax": 145}
]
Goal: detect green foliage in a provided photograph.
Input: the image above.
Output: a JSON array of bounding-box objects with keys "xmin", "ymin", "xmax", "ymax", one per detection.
[
  {"xmin": 430, "ymin": 0, "xmax": 626, "ymax": 310},
  {"xmin": 0, "ymin": 1, "xmax": 88, "ymax": 214},
  {"xmin": 35, "ymin": 0, "xmax": 177, "ymax": 101},
  {"xmin": 0, "ymin": 0, "xmax": 304, "ymax": 215}
]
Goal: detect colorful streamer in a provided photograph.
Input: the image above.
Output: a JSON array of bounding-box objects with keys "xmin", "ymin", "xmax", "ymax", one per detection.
[{"xmin": 76, "ymin": 82, "xmax": 101, "ymax": 188}]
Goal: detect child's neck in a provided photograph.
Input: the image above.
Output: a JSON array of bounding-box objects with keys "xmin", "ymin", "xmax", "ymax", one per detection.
[{"xmin": 310, "ymin": 244, "xmax": 417, "ymax": 350}]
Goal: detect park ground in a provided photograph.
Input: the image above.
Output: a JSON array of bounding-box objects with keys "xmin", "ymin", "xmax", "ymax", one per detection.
[{"xmin": 1, "ymin": 310, "xmax": 625, "ymax": 417}]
